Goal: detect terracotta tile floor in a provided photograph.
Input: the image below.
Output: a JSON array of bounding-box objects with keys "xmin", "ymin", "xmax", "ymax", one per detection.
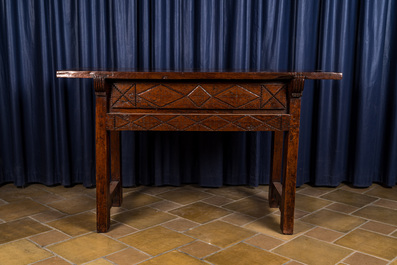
[{"xmin": 0, "ymin": 183, "xmax": 396, "ymax": 265}]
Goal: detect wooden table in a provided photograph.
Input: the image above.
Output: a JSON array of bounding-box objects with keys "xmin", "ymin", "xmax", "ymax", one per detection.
[{"xmin": 57, "ymin": 70, "xmax": 342, "ymax": 234}]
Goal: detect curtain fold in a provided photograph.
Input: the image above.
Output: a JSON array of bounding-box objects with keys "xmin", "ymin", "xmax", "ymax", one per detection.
[{"xmin": 0, "ymin": 0, "xmax": 396, "ymax": 187}]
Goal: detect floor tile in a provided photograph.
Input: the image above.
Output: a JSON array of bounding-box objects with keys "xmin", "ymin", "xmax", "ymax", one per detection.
[
  {"xmin": 343, "ymin": 252, "xmax": 388, "ymax": 265},
  {"xmin": 336, "ymin": 229, "xmax": 397, "ymax": 260},
  {"xmin": 360, "ymin": 221, "xmax": 396, "ymax": 235},
  {"xmin": 37, "ymin": 185, "xmax": 93, "ymax": 198},
  {"xmin": 223, "ymin": 197, "xmax": 276, "ymax": 218},
  {"xmin": 140, "ymin": 251, "xmax": 207, "ymax": 265},
  {"xmin": 106, "ymin": 223, "xmax": 138, "ymax": 238},
  {"xmin": 31, "ymin": 209, "xmax": 66, "ymax": 223},
  {"xmin": 85, "ymin": 258, "xmax": 114, "ymax": 265},
  {"xmin": 252, "ymin": 190, "xmax": 269, "ymax": 201},
  {"xmin": 340, "ymin": 185, "xmax": 374, "ymax": 194},
  {"xmin": 2, "ymin": 184, "xmax": 397, "ymax": 265},
  {"xmin": 295, "ymin": 194, "xmax": 332, "ymax": 212},
  {"xmin": 0, "ymin": 218, "xmax": 50, "ymax": 244},
  {"xmin": 33, "ymin": 256, "xmax": 72, "ymax": 265},
  {"xmin": 0, "ymin": 239, "xmax": 52, "ymax": 265},
  {"xmin": 365, "ymin": 186, "xmax": 397, "ymax": 201},
  {"xmin": 106, "ymin": 248, "xmax": 150, "ymax": 265},
  {"xmin": 179, "ymin": 241, "xmax": 220, "ymax": 258},
  {"xmin": 157, "ymin": 189, "xmax": 211, "ymax": 204},
  {"xmin": 47, "ymin": 195, "xmax": 96, "ymax": 215},
  {"xmin": 256, "ymin": 185, "xmax": 269, "ymax": 192},
  {"xmin": 29, "ymin": 230, "xmax": 70, "ymax": 246},
  {"xmin": 297, "ymin": 186, "xmax": 333, "ymax": 197},
  {"xmin": 272, "ymin": 208, "xmax": 309, "ymax": 219},
  {"xmin": 120, "ymin": 192, "xmax": 161, "ymax": 209},
  {"xmin": 161, "ymin": 218, "xmax": 199, "ymax": 232},
  {"xmin": 0, "ymin": 199, "xmax": 51, "ymax": 221},
  {"xmin": 119, "ymin": 226, "xmax": 194, "ymax": 256},
  {"xmin": 326, "ymin": 202, "xmax": 359, "ymax": 214},
  {"xmin": 353, "ymin": 206, "xmax": 397, "ymax": 226},
  {"xmin": 244, "ymin": 234, "xmax": 284, "ymax": 250},
  {"xmin": 204, "ymin": 186, "xmax": 261, "ymax": 200},
  {"xmin": 110, "ymin": 206, "xmax": 127, "ymax": 216},
  {"xmin": 221, "ymin": 212, "xmax": 256, "ymax": 226},
  {"xmin": 0, "ymin": 185, "xmax": 62, "ymax": 203},
  {"xmin": 373, "ymin": 199, "xmax": 397, "ymax": 210},
  {"xmin": 112, "ymin": 207, "xmax": 176, "ymax": 229},
  {"xmin": 305, "ymin": 227, "xmax": 344, "ymax": 242},
  {"xmin": 150, "ymin": 200, "xmax": 182, "ymax": 211},
  {"xmin": 138, "ymin": 186, "xmax": 177, "ymax": 195},
  {"xmin": 244, "ymin": 215, "xmax": 313, "ymax": 240},
  {"xmin": 170, "ymin": 202, "xmax": 231, "ymax": 223},
  {"xmin": 206, "ymin": 243, "xmax": 289, "ymax": 265},
  {"xmin": 274, "ymin": 236, "xmax": 352, "ymax": 265},
  {"xmin": 47, "ymin": 233, "xmax": 126, "ymax": 264},
  {"xmin": 321, "ymin": 189, "xmax": 377, "ymax": 208},
  {"xmin": 286, "ymin": 261, "xmax": 306, "ymax": 265},
  {"xmin": 202, "ymin": 195, "xmax": 234, "ymax": 206},
  {"xmin": 47, "ymin": 212, "xmax": 96, "ymax": 236},
  {"xmin": 186, "ymin": 220, "xmax": 255, "ymax": 248},
  {"xmin": 301, "ymin": 209, "xmax": 366, "ymax": 233}
]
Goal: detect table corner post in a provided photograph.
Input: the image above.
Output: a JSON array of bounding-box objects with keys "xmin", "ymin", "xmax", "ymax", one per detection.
[
  {"xmin": 280, "ymin": 74, "xmax": 305, "ymax": 235},
  {"xmin": 94, "ymin": 75, "xmax": 111, "ymax": 232},
  {"xmin": 110, "ymin": 130, "xmax": 123, "ymax": 207}
]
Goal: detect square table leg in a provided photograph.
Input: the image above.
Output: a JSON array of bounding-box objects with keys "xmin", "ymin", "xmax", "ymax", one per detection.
[
  {"xmin": 269, "ymin": 131, "xmax": 283, "ymax": 208},
  {"xmin": 110, "ymin": 131, "xmax": 122, "ymax": 207},
  {"xmin": 95, "ymin": 94, "xmax": 111, "ymax": 233}
]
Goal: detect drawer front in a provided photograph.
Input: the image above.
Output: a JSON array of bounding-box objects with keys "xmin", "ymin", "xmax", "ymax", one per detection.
[
  {"xmin": 106, "ymin": 113, "xmax": 290, "ymax": 132},
  {"xmin": 110, "ymin": 81, "xmax": 287, "ymax": 110}
]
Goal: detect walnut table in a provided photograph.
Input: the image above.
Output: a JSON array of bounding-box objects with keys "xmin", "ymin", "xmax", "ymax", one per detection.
[{"xmin": 57, "ymin": 70, "xmax": 342, "ymax": 234}]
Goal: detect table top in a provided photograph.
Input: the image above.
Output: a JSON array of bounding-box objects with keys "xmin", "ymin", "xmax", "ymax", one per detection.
[{"xmin": 56, "ymin": 69, "xmax": 342, "ymax": 80}]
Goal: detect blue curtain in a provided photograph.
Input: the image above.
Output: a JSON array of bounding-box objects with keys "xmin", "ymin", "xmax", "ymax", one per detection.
[{"xmin": 0, "ymin": 0, "xmax": 396, "ymax": 187}]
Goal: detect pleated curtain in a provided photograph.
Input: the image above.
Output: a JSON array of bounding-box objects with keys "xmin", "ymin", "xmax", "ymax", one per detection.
[{"xmin": 0, "ymin": 0, "xmax": 396, "ymax": 187}]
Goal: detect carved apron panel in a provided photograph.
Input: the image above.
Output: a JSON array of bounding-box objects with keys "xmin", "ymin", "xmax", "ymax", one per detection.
[{"xmin": 110, "ymin": 81, "xmax": 287, "ymax": 110}]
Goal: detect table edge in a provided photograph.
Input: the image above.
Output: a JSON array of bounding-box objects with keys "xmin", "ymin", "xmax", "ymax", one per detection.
[{"xmin": 56, "ymin": 70, "xmax": 342, "ymax": 80}]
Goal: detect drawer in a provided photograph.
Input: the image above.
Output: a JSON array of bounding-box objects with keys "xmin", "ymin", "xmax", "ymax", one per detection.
[
  {"xmin": 106, "ymin": 113, "xmax": 290, "ymax": 132},
  {"xmin": 110, "ymin": 81, "xmax": 287, "ymax": 111}
]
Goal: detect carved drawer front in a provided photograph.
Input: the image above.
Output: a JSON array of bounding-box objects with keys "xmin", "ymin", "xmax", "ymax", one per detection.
[
  {"xmin": 110, "ymin": 81, "xmax": 287, "ymax": 110},
  {"xmin": 106, "ymin": 113, "xmax": 290, "ymax": 132}
]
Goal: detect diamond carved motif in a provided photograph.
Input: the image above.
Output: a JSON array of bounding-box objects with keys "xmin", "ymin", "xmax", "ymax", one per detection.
[
  {"xmin": 166, "ymin": 116, "xmax": 196, "ymax": 129},
  {"xmin": 139, "ymin": 84, "xmax": 184, "ymax": 107},
  {"xmin": 215, "ymin": 85, "xmax": 259, "ymax": 108},
  {"xmin": 188, "ymin": 85, "xmax": 211, "ymax": 107},
  {"xmin": 106, "ymin": 114, "xmax": 290, "ymax": 132},
  {"xmin": 233, "ymin": 116, "xmax": 264, "ymax": 130},
  {"xmin": 134, "ymin": 116, "xmax": 162, "ymax": 129},
  {"xmin": 201, "ymin": 116, "xmax": 230, "ymax": 130}
]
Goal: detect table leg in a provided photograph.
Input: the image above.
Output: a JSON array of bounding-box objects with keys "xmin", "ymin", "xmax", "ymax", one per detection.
[
  {"xmin": 269, "ymin": 131, "xmax": 283, "ymax": 208},
  {"xmin": 110, "ymin": 131, "xmax": 122, "ymax": 206},
  {"xmin": 280, "ymin": 97, "xmax": 301, "ymax": 235},
  {"xmin": 95, "ymin": 95, "xmax": 111, "ymax": 233}
]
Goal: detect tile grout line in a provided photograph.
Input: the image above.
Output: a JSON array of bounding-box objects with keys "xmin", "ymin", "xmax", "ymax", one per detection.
[{"xmin": 1, "ymin": 183, "xmax": 396, "ymax": 264}]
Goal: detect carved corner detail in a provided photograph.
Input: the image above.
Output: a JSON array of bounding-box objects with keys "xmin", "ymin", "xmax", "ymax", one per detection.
[
  {"xmin": 93, "ymin": 74, "xmax": 109, "ymax": 94},
  {"xmin": 291, "ymin": 73, "xmax": 305, "ymax": 98}
]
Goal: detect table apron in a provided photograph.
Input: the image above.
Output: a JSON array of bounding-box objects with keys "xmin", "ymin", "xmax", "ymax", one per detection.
[{"xmin": 105, "ymin": 113, "xmax": 291, "ymax": 132}]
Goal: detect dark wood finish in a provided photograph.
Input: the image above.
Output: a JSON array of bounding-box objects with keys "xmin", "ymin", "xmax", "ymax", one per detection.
[
  {"xmin": 110, "ymin": 81, "xmax": 287, "ymax": 111},
  {"xmin": 94, "ymin": 77, "xmax": 111, "ymax": 233},
  {"xmin": 110, "ymin": 131, "xmax": 122, "ymax": 207},
  {"xmin": 57, "ymin": 70, "xmax": 342, "ymax": 235},
  {"xmin": 269, "ymin": 131, "xmax": 283, "ymax": 208},
  {"xmin": 106, "ymin": 113, "xmax": 290, "ymax": 131}
]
